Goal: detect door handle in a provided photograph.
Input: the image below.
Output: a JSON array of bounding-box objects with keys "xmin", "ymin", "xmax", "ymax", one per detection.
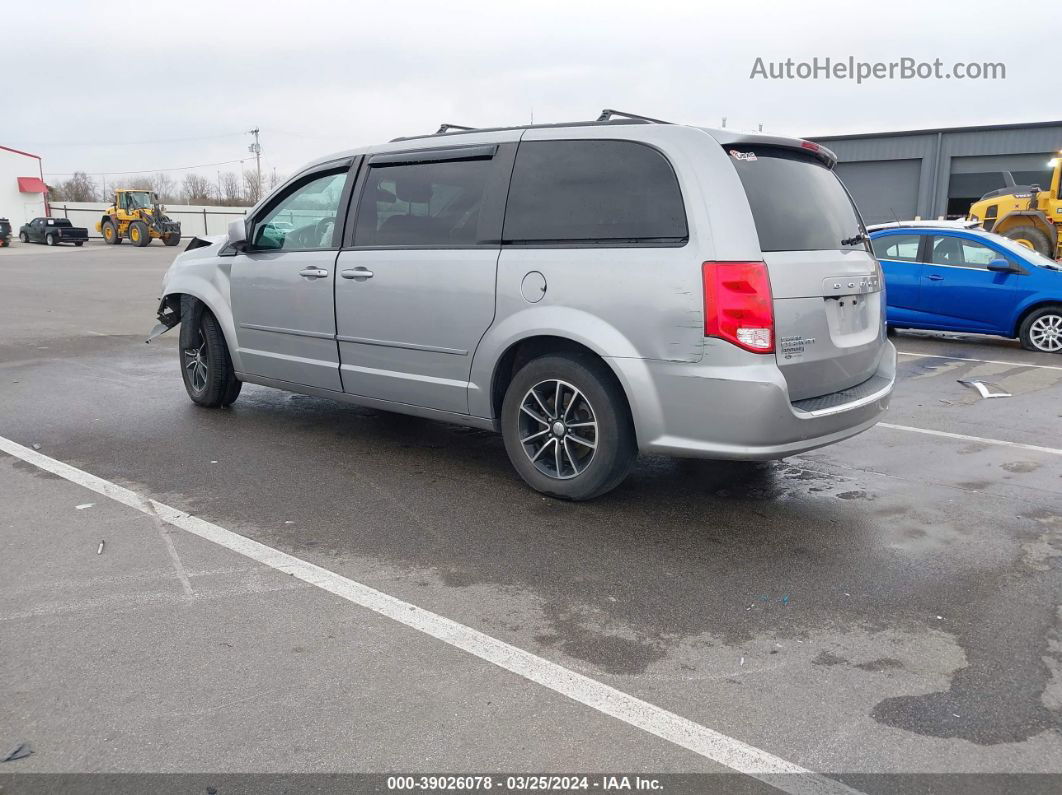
[
  {"xmin": 299, "ymin": 267, "xmax": 329, "ymax": 279},
  {"xmin": 927, "ymin": 274, "xmax": 945, "ymax": 281},
  {"xmin": 341, "ymin": 267, "xmax": 374, "ymax": 280}
]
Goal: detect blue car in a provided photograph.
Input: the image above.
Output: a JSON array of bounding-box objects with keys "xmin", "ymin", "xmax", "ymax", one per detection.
[{"xmin": 869, "ymin": 224, "xmax": 1062, "ymax": 353}]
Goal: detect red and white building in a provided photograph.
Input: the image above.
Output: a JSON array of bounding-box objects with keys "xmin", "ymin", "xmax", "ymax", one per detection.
[{"xmin": 0, "ymin": 145, "xmax": 49, "ymax": 229}]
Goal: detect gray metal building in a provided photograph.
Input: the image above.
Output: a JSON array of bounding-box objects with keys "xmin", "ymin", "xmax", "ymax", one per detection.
[{"xmin": 810, "ymin": 120, "xmax": 1062, "ymax": 224}]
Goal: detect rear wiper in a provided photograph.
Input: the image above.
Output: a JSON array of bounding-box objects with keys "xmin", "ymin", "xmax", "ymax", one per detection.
[{"xmin": 841, "ymin": 231, "xmax": 868, "ymax": 246}]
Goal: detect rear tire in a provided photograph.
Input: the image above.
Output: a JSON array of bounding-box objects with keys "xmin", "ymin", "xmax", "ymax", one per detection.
[
  {"xmin": 46, "ymin": 233, "xmax": 56, "ymax": 246},
  {"xmin": 1018, "ymin": 305, "xmax": 1062, "ymax": 354},
  {"xmin": 1001, "ymin": 226, "xmax": 1053, "ymax": 258},
  {"xmin": 129, "ymin": 221, "xmax": 151, "ymax": 247},
  {"xmin": 102, "ymin": 221, "xmax": 120, "ymax": 245},
  {"xmin": 74, "ymin": 241, "xmax": 84, "ymax": 247},
  {"xmin": 180, "ymin": 306, "xmax": 242, "ymax": 407},
  {"xmin": 501, "ymin": 353, "xmax": 636, "ymax": 500}
]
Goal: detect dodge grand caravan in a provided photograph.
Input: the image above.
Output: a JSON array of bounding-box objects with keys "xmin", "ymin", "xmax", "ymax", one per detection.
[{"xmin": 150, "ymin": 110, "xmax": 895, "ymax": 500}]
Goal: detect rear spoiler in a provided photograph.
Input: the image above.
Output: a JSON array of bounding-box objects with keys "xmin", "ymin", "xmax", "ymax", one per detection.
[{"xmin": 700, "ymin": 129, "xmax": 838, "ymax": 168}]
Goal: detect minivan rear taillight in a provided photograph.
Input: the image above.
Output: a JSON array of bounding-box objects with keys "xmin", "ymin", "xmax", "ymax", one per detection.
[{"xmin": 702, "ymin": 261, "xmax": 774, "ymax": 353}]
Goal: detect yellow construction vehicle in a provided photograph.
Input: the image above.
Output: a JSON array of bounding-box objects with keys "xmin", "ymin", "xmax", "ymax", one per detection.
[
  {"xmin": 96, "ymin": 189, "xmax": 182, "ymax": 247},
  {"xmin": 969, "ymin": 150, "xmax": 1062, "ymax": 260}
]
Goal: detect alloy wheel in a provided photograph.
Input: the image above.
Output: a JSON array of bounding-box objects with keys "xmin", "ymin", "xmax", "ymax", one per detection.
[
  {"xmin": 518, "ymin": 379, "xmax": 598, "ymax": 479},
  {"xmin": 1029, "ymin": 314, "xmax": 1062, "ymax": 352},
  {"xmin": 183, "ymin": 329, "xmax": 209, "ymax": 393}
]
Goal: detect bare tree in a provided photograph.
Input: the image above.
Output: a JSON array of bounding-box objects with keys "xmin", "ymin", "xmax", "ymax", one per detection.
[
  {"xmin": 220, "ymin": 171, "xmax": 243, "ymax": 206},
  {"xmin": 243, "ymin": 169, "xmax": 263, "ymax": 205},
  {"xmin": 182, "ymin": 173, "xmax": 213, "ymax": 204},
  {"xmin": 126, "ymin": 176, "xmax": 154, "ymax": 191},
  {"xmin": 268, "ymin": 169, "xmax": 284, "ymax": 191},
  {"xmin": 52, "ymin": 171, "xmax": 98, "ymax": 202},
  {"xmin": 151, "ymin": 172, "xmax": 177, "ymax": 203}
]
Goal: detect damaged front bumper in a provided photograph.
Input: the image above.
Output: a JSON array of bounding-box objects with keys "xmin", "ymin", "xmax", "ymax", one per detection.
[{"xmin": 146, "ymin": 295, "xmax": 181, "ymax": 342}]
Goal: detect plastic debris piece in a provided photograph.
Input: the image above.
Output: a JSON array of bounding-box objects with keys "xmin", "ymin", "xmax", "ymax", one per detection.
[
  {"xmin": 936, "ymin": 615, "xmax": 944, "ymax": 620},
  {"xmin": 781, "ymin": 595, "xmax": 790, "ymax": 606},
  {"xmin": 1, "ymin": 741, "xmax": 32, "ymax": 763},
  {"xmin": 75, "ymin": 503, "xmax": 94, "ymax": 510},
  {"xmin": 32, "ymin": 443, "xmax": 41, "ymax": 450},
  {"xmin": 210, "ymin": 460, "xmax": 218, "ymax": 464},
  {"xmin": 739, "ymin": 657, "xmax": 745, "ymax": 666},
  {"xmin": 97, "ymin": 541, "xmax": 104, "ymax": 555},
  {"xmin": 958, "ymin": 379, "xmax": 1011, "ymax": 399}
]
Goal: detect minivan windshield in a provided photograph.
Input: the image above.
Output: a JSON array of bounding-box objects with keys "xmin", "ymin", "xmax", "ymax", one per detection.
[{"xmin": 728, "ymin": 146, "xmax": 865, "ymax": 252}]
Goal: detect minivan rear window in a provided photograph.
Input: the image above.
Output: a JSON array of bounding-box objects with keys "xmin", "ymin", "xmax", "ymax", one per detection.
[
  {"xmin": 503, "ymin": 140, "xmax": 687, "ymax": 245},
  {"xmin": 728, "ymin": 147, "xmax": 865, "ymax": 252}
]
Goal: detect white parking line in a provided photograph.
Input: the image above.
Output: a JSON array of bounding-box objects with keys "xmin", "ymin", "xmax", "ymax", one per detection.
[
  {"xmin": 0, "ymin": 434, "xmax": 859, "ymax": 795},
  {"xmin": 878, "ymin": 423, "xmax": 1062, "ymax": 456},
  {"xmin": 897, "ymin": 351, "xmax": 1062, "ymax": 372}
]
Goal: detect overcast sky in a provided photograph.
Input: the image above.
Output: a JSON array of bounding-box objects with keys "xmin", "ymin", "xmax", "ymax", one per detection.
[{"xmin": 5, "ymin": 0, "xmax": 1053, "ymax": 186}]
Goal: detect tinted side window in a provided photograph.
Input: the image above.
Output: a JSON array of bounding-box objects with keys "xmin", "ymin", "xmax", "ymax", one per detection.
[
  {"xmin": 872, "ymin": 234, "xmax": 922, "ymax": 262},
  {"xmin": 253, "ymin": 169, "xmax": 349, "ymax": 251},
  {"xmin": 502, "ymin": 140, "xmax": 687, "ymax": 244},
  {"xmin": 353, "ymin": 157, "xmax": 494, "ymax": 247},
  {"xmin": 929, "ymin": 236, "xmax": 999, "ymax": 269}
]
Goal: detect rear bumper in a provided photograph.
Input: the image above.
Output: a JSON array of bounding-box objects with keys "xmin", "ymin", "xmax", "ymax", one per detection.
[{"xmin": 610, "ymin": 341, "xmax": 896, "ymax": 460}]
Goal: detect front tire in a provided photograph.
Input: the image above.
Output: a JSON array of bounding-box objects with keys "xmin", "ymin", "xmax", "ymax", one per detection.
[
  {"xmin": 74, "ymin": 241, "xmax": 84, "ymax": 247},
  {"xmin": 501, "ymin": 353, "xmax": 635, "ymax": 500},
  {"xmin": 129, "ymin": 221, "xmax": 151, "ymax": 247},
  {"xmin": 1001, "ymin": 226, "xmax": 1053, "ymax": 259},
  {"xmin": 180, "ymin": 307, "xmax": 242, "ymax": 407},
  {"xmin": 1019, "ymin": 305, "xmax": 1062, "ymax": 354},
  {"xmin": 163, "ymin": 234, "xmax": 180, "ymax": 247},
  {"xmin": 19, "ymin": 231, "xmax": 28, "ymax": 243}
]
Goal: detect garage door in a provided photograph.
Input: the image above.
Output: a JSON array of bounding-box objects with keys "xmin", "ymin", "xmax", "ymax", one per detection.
[{"xmin": 835, "ymin": 159, "xmax": 921, "ymax": 225}]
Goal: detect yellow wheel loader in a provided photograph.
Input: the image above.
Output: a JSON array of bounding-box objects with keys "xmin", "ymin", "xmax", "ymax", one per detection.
[
  {"xmin": 969, "ymin": 151, "xmax": 1062, "ymax": 260},
  {"xmin": 96, "ymin": 189, "xmax": 182, "ymax": 247}
]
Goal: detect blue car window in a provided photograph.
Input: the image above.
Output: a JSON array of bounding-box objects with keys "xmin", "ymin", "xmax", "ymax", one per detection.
[
  {"xmin": 872, "ymin": 234, "xmax": 921, "ymax": 262},
  {"xmin": 929, "ymin": 236, "xmax": 997, "ymax": 269}
]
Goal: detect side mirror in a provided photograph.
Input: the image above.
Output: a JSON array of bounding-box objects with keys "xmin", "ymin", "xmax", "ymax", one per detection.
[
  {"xmin": 987, "ymin": 258, "xmax": 1015, "ymax": 273},
  {"xmin": 227, "ymin": 219, "xmax": 248, "ymax": 251}
]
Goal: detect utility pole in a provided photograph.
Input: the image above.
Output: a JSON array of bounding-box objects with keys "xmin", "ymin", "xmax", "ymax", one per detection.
[{"xmin": 247, "ymin": 127, "xmax": 262, "ymax": 200}]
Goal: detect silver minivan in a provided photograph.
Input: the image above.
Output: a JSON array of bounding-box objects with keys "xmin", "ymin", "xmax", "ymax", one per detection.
[{"xmin": 151, "ymin": 110, "xmax": 895, "ymax": 500}]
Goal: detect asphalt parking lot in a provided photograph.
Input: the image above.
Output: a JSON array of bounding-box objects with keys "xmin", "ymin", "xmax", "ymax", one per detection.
[{"xmin": 1, "ymin": 241, "xmax": 1060, "ymax": 792}]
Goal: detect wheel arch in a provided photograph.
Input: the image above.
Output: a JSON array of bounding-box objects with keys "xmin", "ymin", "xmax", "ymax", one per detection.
[
  {"xmin": 160, "ymin": 285, "xmax": 242, "ymax": 372},
  {"xmin": 995, "ymin": 210, "xmax": 1055, "ymax": 239},
  {"xmin": 485, "ymin": 334, "xmax": 646, "ymax": 450},
  {"xmin": 1013, "ymin": 299, "xmax": 1062, "ymax": 338}
]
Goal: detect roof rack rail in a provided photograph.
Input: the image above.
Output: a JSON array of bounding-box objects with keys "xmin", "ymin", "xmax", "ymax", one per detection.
[
  {"xmin": 596, "ymin": 108, "xmax": 670, "ymax": 124},
  {"xmin": 435, "ymin": 123, "xmax": 477, "ymax": 134}
]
